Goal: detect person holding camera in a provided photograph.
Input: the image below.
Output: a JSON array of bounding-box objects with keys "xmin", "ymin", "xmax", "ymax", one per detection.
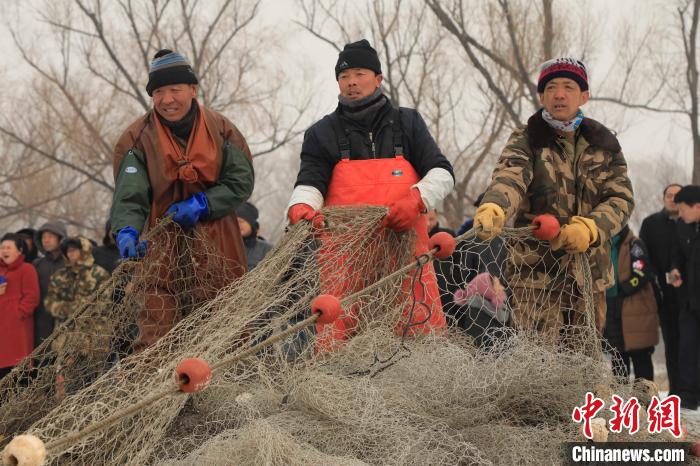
[{"xmin": 668, "ymin": 185, "xmax": 700, "ymax": 410}]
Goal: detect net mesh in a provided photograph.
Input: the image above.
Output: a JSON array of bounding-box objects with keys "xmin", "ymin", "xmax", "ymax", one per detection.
[{"xmin": 0, "ymin": 206, "xmax": 682, "ymax": 465}]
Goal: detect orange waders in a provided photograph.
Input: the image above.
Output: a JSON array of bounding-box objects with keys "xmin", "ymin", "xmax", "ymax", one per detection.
[{"xmin": 315, "ymin": 113, "xmax": 445, "ymax": 350}]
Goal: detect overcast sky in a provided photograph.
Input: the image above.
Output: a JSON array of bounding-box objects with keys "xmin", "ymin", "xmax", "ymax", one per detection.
[{"xmin": 0, "ymin": 0, "xmax": 692, "ymax": 230}]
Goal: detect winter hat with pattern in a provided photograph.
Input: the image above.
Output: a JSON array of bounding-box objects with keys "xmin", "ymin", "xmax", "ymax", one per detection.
[
  {"xmin": 335, "ymin": 39, "xmax": 382, "ymax": 79},
  {"xmin": 537, "ymin": 57, "xmax": 589, "ymax": 93},
  {"xmin": 146, "ymin": 49, "xmax": 199, "ymax": 96}
]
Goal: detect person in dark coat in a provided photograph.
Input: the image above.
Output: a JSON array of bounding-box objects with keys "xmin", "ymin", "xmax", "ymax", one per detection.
[
  {"xmin": 669, "ymin": 185, "xmax": 700, "ymax": 409},
  {"xmin": 16, "ymin": 228, "xmax": 39, "ymax": 263},
  {"xmin": 235, "ymin": 202, "xmax": 273, "ymax": 270},
  {"xmin": 92, "ymin": 220, "xmax": 120, "ymax": 274},
  {"xmin": 639, "ymin": 183, "xmax": 682, "ymax": 395},
  {"xmin": 286, "ymin": 39, "xmax": 454, "ymax": 348},
  {"xmin": 0, "ymin": 233, "xmax": 40, "ymax": 380},
  {"xmin": 603, "ymin": 225, "xmax": 659, "ymax": 384},
  {"xmin": 32, "ymin": 220, "xmax": 67, "ymax": 347}
]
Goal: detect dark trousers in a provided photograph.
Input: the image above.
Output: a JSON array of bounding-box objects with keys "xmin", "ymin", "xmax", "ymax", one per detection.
[
  {"xmin": 678, "ymin": 306, "xmax": 700, "ymax": 408},
  {"xmin": 0, "ymin": 366, "xmax": 13, "ymax": 381},
  {"xmin": 611, "ymin": 348, "xmax": 654, "ymax": 383},
  {"xmin": 33, "ymin": 305, "xmax": 55, "ymax": 348},
  {"xmin": 658, "ymin": 292, "xmax": 681, "ymax": 395}
]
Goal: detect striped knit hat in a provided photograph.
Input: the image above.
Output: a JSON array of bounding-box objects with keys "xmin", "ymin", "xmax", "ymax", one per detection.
[
  {"xmin": 146, "ymin": 49, "xmax": 198, "ymax": 96},
  {"xmin": 537, "ymin": 57, "xmax": 588, "ymax": 93}
]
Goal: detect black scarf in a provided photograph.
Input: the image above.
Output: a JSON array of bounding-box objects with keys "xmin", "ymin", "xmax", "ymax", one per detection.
[
  {"xmin": 157, "ymin": 99, "xmax": 199, "ymax": 142},
  {"xmin": 338, "ymin": 89, "xmax": 387, "ymax": 129}
]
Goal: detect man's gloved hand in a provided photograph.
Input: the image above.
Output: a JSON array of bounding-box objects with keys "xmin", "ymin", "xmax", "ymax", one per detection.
[
  {"xmin": 288, "ymin": 203, "xmax": 316, "ymax": 225},
  {"xmin": 473, "ymin": 203, "xmax": 505, "ymax": 241},
  {"xmin": 165, "ymin": 192, "xmax": 210, "ymax": 230},
  {"xmin": 116, "ymin": 227, "xmax": 148, "ymax": 259},
  {"xmin": 384, "ymin": 188, "xmax": 426, "ymax": 232},
  {"xmin": 550, "ymin": 216, "xmax": 598, "ymax": 253}
]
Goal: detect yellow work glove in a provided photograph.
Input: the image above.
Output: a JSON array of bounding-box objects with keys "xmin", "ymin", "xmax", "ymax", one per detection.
[
  {"xmin": 550, "ymin": 216, "xmax": 598, "ymax": 253},
  {"xmin": 473, "ymin": 203, "xmax": 506, "ymax": 241}
]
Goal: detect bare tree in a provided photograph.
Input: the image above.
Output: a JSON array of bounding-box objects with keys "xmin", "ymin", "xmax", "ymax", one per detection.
[{"xmin": 0, "ymin": 0, "xmax": 312, "ymax": 234}]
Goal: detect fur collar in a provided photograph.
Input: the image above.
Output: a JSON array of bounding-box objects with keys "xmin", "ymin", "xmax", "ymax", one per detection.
[{"xmin": 526, "ymin": 108, "xmax": 621, "ymax": 153}]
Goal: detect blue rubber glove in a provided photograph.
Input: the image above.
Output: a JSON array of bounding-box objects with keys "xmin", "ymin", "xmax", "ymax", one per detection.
[
  {"xmin": 116, "ymin": 227, "xmax": 148, "ymax": 259},
  {"xmin": 165, "ymin": 192, "xmax": 210, "ymax": 230}
]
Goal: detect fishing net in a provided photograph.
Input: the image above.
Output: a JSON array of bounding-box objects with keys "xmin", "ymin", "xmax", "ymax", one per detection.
[{"xmin": 0, "ymin": 206, "xmax": 682, "ymax": 465}]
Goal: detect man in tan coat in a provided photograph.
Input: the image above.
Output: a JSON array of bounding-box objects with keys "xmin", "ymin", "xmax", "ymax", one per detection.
[{"xmin": 111, "ymin": 49, "xmax": 254, "ymax": 350}]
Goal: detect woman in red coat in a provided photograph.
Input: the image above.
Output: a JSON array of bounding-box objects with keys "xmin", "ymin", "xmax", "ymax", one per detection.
[{"xmin": 0, "ymin": 233, "xmax": 40, "ymax": 379}]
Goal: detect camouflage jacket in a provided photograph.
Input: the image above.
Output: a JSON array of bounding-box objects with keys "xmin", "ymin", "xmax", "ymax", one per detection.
[
  {"xmin": 482, "ymin": 109, "xmax": 634, "ymax": 291},
  {"xmin": 45, "ymin": 237, "xmax": 110, "ymax": 322}
]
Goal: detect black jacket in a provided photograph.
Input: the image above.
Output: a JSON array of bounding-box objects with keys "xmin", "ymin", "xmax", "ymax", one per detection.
[
  {"xmin": 93, "ymin": 244, "xmax": 120, "ymax": 275},
  {"xmin": 294, "ymin": 98, "xmax": 454, "ymax": 197},
  {"xmin": 671, "ymin": 221, "xmax": 700, "ymax": 311},
  {"xmin": 640, "ymin": 209, "xmax": 679, "ymax": 298},
  {"xmin": 32, "ymin": 252, "xmax": 64, "ymax": 346},
  {"xmin": 243, "ymin": 236, "xmax": 273, "ymax": 270}
]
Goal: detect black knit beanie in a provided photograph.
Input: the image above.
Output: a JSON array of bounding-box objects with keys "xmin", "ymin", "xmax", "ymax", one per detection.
[
  {"xmin": 335, "ymin": 39, "xmax": 382, "ymax": 79},
  {"xmin": 146, "ymin": 49, "xmax": 199, "ymax": 96},
  {"xmin": 236, "ymin": 202, "xmax": 259, "ymax": 231}
]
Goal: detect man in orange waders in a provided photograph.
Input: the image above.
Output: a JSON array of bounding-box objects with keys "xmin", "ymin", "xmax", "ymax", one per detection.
[{"xmin": 286, "ymin": 39, "xmax": 455, "ymax": 349}]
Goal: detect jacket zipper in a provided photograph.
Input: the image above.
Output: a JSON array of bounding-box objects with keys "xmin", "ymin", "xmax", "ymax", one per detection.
[{"xmin": 369, "ymin": 132, "xmax": 376, "ymax": 158}]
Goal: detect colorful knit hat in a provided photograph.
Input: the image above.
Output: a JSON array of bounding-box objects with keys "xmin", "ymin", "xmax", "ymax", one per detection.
[
  {"xmin": 537, "ymin": 57, "xmax": 589, "ymax": 93},
  {"xmin": 146, "ymin": 49, "xmax": 198, "ymax": 96}
]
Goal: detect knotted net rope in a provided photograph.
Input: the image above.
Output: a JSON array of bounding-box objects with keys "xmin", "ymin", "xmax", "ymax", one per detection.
[{"xmin": 0, "ymin": 206, "xmax": 678, "ymax": 465}]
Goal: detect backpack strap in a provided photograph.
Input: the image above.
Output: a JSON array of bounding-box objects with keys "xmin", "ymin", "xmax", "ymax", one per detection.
[
  {"xmin": 392, "ymin": 107, "xmax": 404, "ymax": 156},
  {"xmin": 330, "ymin": 113, "xmax": 352, "ymax": 160}
]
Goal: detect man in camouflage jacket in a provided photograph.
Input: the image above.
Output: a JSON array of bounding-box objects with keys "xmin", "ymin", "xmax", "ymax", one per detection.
[
  {"xmin": 474, "ymin": 58, "xmax": 634, "ymax": 343},
  {"xmin": 45, "ymin": 236, "xmax": 111, "ymax": 358}
]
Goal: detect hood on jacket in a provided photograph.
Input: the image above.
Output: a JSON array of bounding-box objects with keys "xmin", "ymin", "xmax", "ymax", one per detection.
[
  {"xmin": 35, "ymin": 220, "xmax": 68, "ymax": 255},
  {"xmin": 60, "ymin": 236, "xmax": 95, "ymax": 268}
]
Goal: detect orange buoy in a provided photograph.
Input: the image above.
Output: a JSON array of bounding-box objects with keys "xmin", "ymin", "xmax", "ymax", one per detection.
[
  {"xmin": 311, "ymin": 294, "xmax": 342, "ymax": 324},
  {"xmin": 428, "ymin": 232, "xmax": 456, "ymax": 259},
  {"xmin": 174, "ymin": 358, "xmax": 212, "ymax": 393},
  {"xmin": 531, "ymin": 214, "xmax": 560, "ymax": 241}
]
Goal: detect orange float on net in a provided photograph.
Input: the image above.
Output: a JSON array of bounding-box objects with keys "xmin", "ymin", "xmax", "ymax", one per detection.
[
  {"xmin": 174, "ymin": 358, "xmax": 212, "ymax": 393},
  {"xmin": 531, "ymin": 214, "xmax": 560, "ymax": 241},
  {"xmin": 311, "ymin": 294, "xmax": 342, "ymax": 324},
  {"xmin": 428, "ymin": 232, "xmax": 456, "ymax": 259}
]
